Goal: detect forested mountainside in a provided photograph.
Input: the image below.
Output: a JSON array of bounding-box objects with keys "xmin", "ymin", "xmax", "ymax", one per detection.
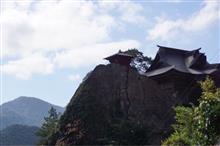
[
  {"xmin": 0, "ymin": 124, "xmax": 40, "ymax": 145},
  {"xmin": 0, "ymin": 96, "xmax": 64, "ymax": 130}
]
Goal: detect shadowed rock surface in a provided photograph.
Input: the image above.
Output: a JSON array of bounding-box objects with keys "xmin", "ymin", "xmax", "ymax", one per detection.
[
  {"xmin": 45, "ymin": 46, "xmax": 220, "ymax": 145},
  {"xmin": 50, "ymin": 61, "xmax": 220, "ymax": 145},
  {"xmin": 51, "ymin": 63, "xmax": 200, "ymax": 145}
]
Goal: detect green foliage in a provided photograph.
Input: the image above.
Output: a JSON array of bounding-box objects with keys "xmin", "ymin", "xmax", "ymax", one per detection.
[
  {"xmin": 163, "ymin": 77, "xmax": 220, "ymax": 146},
  {"xmin": 36, "ymin": 107, "xmax": 60, "ymax": 145},
  {"xmin": 123, "ymin": 49, "xmax": 153, "ymax": 64},
  {"xmin": 122, "ymin": 49, "xmax": 141, "ymax": 57},
  {"xmin": 98, "ymin": 119, "xmax": 149, "ymax": 145},
  {"xmin": 121, "ymin": 49, "xmax": 153, "ymax": 73},
  {"xmin": 162, "ymin": 132, "xmax": 190, "ymax": 146}
]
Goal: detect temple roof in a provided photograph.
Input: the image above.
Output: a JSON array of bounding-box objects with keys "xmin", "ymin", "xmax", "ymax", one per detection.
[
  {"xmin": 104, "ymin": 52, "xmax": 134, "ymax": 61},
  {"xmin": 145, "ymin": 45, "xmax": 220, "ymax": 77},
  {"xmin": 104, "ymin": 52, "xmax": 135, "ymax": 66}
]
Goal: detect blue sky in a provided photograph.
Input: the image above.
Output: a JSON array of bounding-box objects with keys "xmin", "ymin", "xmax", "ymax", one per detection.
[{"xmin": 1, "ymin": 0, "xmax": 219, "ymax": 107}]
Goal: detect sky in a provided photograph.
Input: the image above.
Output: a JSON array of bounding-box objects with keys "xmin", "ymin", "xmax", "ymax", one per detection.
[{"xmin": 1, "ymin": 0, "xmax": 219, "ymax": 107}]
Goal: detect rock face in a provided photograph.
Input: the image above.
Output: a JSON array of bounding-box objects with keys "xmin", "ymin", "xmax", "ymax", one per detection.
[{"xmin": 52, "ymin": 64, "xmax": 202, "ymax": 145}]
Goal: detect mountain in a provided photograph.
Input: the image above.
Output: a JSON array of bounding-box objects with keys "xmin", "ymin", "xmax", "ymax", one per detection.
[
  {"xmin": 0, "ymin": 96, "xmax": 65, "ymax": 130},
  {"xmin": 0, "ymin": 124, "xmax": 40, "ymax": 145}
]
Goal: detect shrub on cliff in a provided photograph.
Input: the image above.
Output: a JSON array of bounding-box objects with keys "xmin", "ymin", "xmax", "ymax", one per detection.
[{"xmin": 163, "ymin": 77, "xmax": 220, "ymax": 146}]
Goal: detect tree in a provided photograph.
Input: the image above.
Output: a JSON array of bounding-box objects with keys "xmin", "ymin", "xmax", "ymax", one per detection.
[
  {"xmin": 123, "ymin": 49, "xmax": 153, "ymax": 73},
  {"xmin": 162, "ymin": 77, "xmax": 220, "ymax": 146},
  {"xmin": 36, "ymin": 107, "xmax": 60, "ymax": 145}
]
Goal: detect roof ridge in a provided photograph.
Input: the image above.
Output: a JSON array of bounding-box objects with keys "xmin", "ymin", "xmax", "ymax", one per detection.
[
  {"xmin": 104, "ymin": 52, "xmax": 135, "ymax": 61},
  {"xmin": 157, "ymin": 45, "xmax": 201, "ymax": 53}
]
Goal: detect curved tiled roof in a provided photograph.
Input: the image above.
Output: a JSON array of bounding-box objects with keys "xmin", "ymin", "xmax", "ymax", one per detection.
[{"xmin": 145, "ymin": 45, "xmax": 220, "ymax": 77}]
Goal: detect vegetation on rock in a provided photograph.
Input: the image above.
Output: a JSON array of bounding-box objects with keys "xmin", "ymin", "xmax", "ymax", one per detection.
[
  {"xmin": 102, "ymin": 118, "xmax": 149, "ymax": 145},
  {"xmin": 123, "ymin": 49, "xmax": 153, "ymax": 73},
  {"xmin": 163, "ymin": 77, "xmax": 220, "ymax": 146}
]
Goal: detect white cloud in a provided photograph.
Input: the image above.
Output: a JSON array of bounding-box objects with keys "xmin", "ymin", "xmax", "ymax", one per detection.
[
  {"xmin": 2, "ymin": 53, "xmax": 54, "ymax": 80},
  {"xmin": 1, "ymin": 0, "xmax": 144, "ymax": 79},
  {"xmin": 53, "ymin": 40, "xmax": 140, "ymax": 69},
  {"xmin": 1, "ymin": 0, "xmax": 115, "ymax": 57},
  {"xmin": 1, "ymin": 0, "xmax": 145, "ymax": 58},
  {"xmin": 68, "ymin": 74, "xmax": 81, "ymax": 81},
  {"xmin": 118, "ymin": 1, "xmax": 146, "ymax": 24},
  {"xmin": 184, "ymin": 0, "xmax": 220, "ymax": 31},
  {"xmin": 98, "ymin": 1, "xmax": 146, "ymax": 25},
  {"xmin": 148, "ymin": 0, "xmax": 219, "ymax": 41},
  {"xmin": 1, "ymin": 39, "xmax": 140, "ymax": 80}
]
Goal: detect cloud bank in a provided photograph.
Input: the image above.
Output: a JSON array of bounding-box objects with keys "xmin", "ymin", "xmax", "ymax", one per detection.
[
  {"xmin": 1, "ymin": 0, "xmax": 219, "ymax": 80},
  {"xmin": 1, "ymin": 0, "xmax": 144, "ymax": 79},
  {"xmin": 148, "ymin": 0, "xmax": 219, "ymax": 41}
]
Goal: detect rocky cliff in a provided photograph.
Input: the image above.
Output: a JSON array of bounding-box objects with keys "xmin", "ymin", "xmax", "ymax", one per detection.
[{"xmin": 51, "ymin": 63, "xmax": 205, "ymax": 145}]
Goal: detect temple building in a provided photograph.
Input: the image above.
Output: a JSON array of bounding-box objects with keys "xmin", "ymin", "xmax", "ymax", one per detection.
[
  {"xmin": 145, "ymin": 45, "xmax": 220, "ymax": 105},
  {"xmin": 105, "ymin": 45, "xmax": 220, "ymax": 105},
  {"xmin": 145, "ymin": 45, "xmax": 220, "ymax": 79},
  {"xmin": 104, "ymin": 51, "xmax": 135, "ymax": 67},
  {"xmin": 145, "ymin": 45, "xmax": 220, "ymax": 86}
]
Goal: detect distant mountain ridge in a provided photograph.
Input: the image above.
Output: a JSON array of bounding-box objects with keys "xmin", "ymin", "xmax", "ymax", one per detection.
[{"xmin": 0, "ymin": 96, "xmax": 65, "ymax": 130}]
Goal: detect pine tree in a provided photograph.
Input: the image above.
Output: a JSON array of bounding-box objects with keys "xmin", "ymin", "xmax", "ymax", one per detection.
[
  {"xmin": 123, "ymin": 49, "xmax": 153, "ymax": 72},
  {"xmin": 36, "ymin": 107, "xmax": 59, "ymax": 145}
]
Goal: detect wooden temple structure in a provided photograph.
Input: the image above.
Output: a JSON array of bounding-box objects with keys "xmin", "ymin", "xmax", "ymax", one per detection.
[
  {"xmin": 104, "ymin": 52, "xmax": 135, "ymax": 67},
  {"xmin": 104, "ymin": 46, "xmax": 220, "ymax": 82},
  {"xmin": 145, "ymin": 45, "xmax": 220, "ymax": 104},
  {"xmin": 105, "ymin": 45, "xmax": 220, "ymax": 105},
  {"xmin": 145, "ymin": 45, "xmax": 220, "ymax": 84}
]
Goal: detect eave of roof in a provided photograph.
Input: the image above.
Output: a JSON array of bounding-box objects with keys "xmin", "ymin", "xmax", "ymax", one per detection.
[
  {"xmin": 145, "ymin": 65, "xmax": 175, "ymax": 77},
  {"xmin": 145, "ymin": 65, "xmax": 220, "ymax": 77},
  {"xmin": 104, "ymin": 52, "xmax": 134, "ymax": 60},
  {"xmin": 146, "ymin": 46, "xmax": 220, "ymax": 77}
]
